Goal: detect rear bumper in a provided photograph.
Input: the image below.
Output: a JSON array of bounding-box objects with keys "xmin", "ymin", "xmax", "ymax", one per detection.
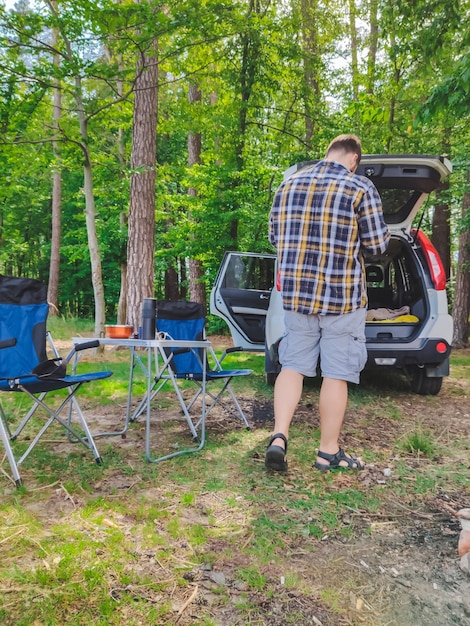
[
  {"xmin": 266, "ymin": 337, "xmax": 451, "ymax": 375},
  {"xmin": 365, "ymin": 338, "xmax": 451, "ymax": 369}
]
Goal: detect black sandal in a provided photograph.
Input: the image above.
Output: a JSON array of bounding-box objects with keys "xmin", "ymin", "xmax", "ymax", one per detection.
[
  {"xmin": 265, "ymin": 433, "xmax": 288, "ymax": 472},
  {"xmin": 314, "ymin": 448, "xmax": 364, "ymax": 471}
]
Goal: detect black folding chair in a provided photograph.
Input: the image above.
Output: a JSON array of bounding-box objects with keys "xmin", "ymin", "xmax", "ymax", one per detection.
[{"xmin": 0, "ymin": 275, "xmax": 112, "ymax": 486}]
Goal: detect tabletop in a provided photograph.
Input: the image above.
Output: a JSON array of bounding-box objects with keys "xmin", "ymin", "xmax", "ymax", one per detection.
[{"xmin": 72, "ymin": 336, "xmax": 211, "ymax": 349}]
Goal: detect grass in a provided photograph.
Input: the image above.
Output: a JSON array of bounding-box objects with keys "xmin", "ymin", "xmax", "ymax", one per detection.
[
  {"xmin": 400, "ymin": 429, "xmax": 437, "ymax": 457},
  {"xmin": 47, "ymin": 315, "xmax": 95, "ymax": 340},
  {"xmin": 0, "ymin": 319, "xmax": 469, "ymax": 624}
]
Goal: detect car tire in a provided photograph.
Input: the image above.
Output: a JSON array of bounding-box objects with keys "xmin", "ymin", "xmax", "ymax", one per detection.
[{"xmin": 409, "ymin": 367, "xmax": 443, "ymax": 395}]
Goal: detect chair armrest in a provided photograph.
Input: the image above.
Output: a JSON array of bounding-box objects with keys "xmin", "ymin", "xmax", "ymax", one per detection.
[
  {"xmin": 0, "ymin": 338, "xmax": 17, "ymax": 350},
  {"xmin": 65, "ymin": 339, "xmax": 101, "ymax": 365},
  {"xmin": 73, "ymin": 340, "xmax": 100, "ymax": 352},
  {"xmin": 172, "ymin": 347, "xmax": 190, "ymax": 356},
  {"xmin": 217, "ymin": 345, "xmax": 243, "ymax": 364},
  {"xmin": 225, "ymin": 346, "xmax": 244, "ymax": 355}
]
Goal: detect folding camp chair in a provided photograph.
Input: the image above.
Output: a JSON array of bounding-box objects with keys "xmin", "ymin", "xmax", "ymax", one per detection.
[
  {"xmin": 0, "ymin": 274, "xmax": 112, "ymax": 486},
  {"xmin": 126, "ymin": 300, "xmax": 252, "ymax": 463},
  {"xmin": 150, "ymin": 300, "xmax": 252, "ymax": 432},
  {"xmin": 0, "ymin": 337, "xmax": 22, "ymax": 487}
]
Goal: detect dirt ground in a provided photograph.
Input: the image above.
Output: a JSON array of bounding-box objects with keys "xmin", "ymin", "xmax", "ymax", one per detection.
[
  {"xmin": 245, "ymin": 369, "xmax": 470, "ymax": 626},
  {"xmin": 5, "ymin": 339, "xmax": 470, "ymax": 625}
]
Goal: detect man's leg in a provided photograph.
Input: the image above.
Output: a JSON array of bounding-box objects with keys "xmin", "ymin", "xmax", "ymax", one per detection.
[
  {"xmin": 315, "ymin": 377, "xmax": 363, "ymax": 468},
  {"xmin": 315, "ymin": 309, "xmax": 367, "ymax": 470},
  {"xmin": 318, "ymin": 377, "xmax": 348, "ymax": 454},
  {"xmin": 265, "ymin": 310, "xmax": 319, "ymax": 471},
  {"xmin": 270, "ymin": 368, "xmax": 304, "ymax": 449},
  {"xmin": 265, "ymin": 368, "xmax": 303, "ymax": 470}
]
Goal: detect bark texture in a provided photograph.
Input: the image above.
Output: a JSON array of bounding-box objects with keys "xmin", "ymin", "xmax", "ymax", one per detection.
[
  {"xmin": 127, "ymin": 42, "xmax": 158, "ymax": 330},
  {"xmin": 452, "ymin": 168, "xmax": 470, "ymax": 348},
  {"xmin": 188, "ymin": 82, "xmax": 206, "ymax": 308}
]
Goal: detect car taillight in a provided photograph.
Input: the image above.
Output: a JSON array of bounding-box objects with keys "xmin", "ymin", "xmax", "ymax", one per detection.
[
  {"xmin": 276, "ymin": 269, "xmax": 281, "ymax": 291},
  {"xmin": 436, "ymin": 341, "xmax": 448, "ymax": 354},
  {"xmin": 413, "ymin": 229, "xmax": 447, "ymax": 291}
]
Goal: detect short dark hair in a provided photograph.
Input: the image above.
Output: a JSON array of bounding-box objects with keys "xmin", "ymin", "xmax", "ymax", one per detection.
[{"xmin": 326, "ymin": 134, "xmax": 362, "ymax": 163}]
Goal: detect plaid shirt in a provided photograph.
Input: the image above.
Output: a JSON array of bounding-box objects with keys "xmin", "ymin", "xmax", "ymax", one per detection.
[{"xmin": 269, "ymin": 160, "xmax": 390, "ymax": 315}]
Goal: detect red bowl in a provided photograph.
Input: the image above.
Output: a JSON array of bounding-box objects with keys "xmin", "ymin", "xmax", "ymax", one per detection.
[{"xmin": 105, "ymin": 325, "xmax": 134, "ymax": 339}]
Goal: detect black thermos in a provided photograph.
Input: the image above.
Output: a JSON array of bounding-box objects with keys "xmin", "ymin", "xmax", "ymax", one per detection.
[{"xmin": 142, "ymin": 298, "xmax": 157, "ymax": 339}]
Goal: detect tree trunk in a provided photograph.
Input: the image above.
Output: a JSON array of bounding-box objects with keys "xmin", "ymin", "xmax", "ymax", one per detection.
[
  {"xmin": 127, "ymin": 40, "xmax": 158, "ymax": 331},
  {"xmin": 431, "ymin": 180, "xmax": 451, "ymax": 280},
  {"xmin": 301, "ymin": 0, "xmax": 320, "ymax": 147},
  {"xmin": 83, "ymin": 150, "xmax": 107, "ymax": 337},
  {"xmin": 188, "ymin": 82, "xmax": 206, "ymax": 307},
  {"xmin": 367, "ymin": 0, "xmax": 379, "ymax": 94},
  {"xmin": 56, "ymin": 9, "xmax": 106, "ymax": 337},
  {"xmin": 349, "ymin": 0, "xmax": 359, "ymax": 102},
  {"xmin": 431, "ymin": 134, "xmax": 451, "ymax": 280},
  {"xmin": 189, "ymin": 260, "xmax": 206, "ymax": 310},
  {"xmin": 47, "ymin": 10, "xmax": 61, "ymax": 316},
  {"xmin": 233, "ymin": 0, "xmax": 261, "ymax": 245},
  {"xmin": 452, "ymin": 169, "xmax": 470, "ymax": 348},
  {"xmin": 115, "ymin": 52, "xmax": 128, "ymax": 326},
  {"xmin": 165, "ymin": 265, "xmax": 180, "ymax": 300},
  {"xmin": 75, "ymin": 84, "xmax": 106, "ymax": 337},
  {"xmin": 117, "ymin": 212, "xmax": 128, "ymax": 324}
]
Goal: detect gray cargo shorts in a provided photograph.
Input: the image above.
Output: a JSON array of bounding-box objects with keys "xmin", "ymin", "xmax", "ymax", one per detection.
[{"xmin": 278, "ymin": 308, "xmax": 367, "ymax": 384}]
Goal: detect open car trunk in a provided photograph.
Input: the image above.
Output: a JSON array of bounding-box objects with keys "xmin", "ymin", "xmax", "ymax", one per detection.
[{"xmin": 365, "ymin": 236, "xmax": 426, "ymax": 342}]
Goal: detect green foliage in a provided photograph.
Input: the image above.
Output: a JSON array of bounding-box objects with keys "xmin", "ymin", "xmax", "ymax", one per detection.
[
  {"xmin": 420, "ymin": 54, "xmax": 470, "ymax": 119},
  {"xmin": 0, "ymin": 0, "xmax": 469, "ymax": 320}
]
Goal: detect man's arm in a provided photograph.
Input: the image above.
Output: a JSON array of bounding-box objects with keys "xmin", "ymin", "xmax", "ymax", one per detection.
[{"xmin": 357, "ymin": 184, "xmax": 390, "ymax": 256}]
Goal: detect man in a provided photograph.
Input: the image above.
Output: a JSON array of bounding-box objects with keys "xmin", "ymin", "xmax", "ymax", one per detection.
[{"xmin": 266, "ymin": 134, "xmax": 390, "ymax": 472}]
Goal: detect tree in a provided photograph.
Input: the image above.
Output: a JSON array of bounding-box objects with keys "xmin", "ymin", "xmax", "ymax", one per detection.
[
  {"xmin": 187, "ymin": 81, "xmax": 206, "ymax": 308},
  {"xmin": 419, "ymin": 47, "xmax": 470, "ymax": 346},
  {"xmin": 53, "ymin": 3, "xmax": 107, "ymax": 336},
  {"xmin": 0, "ymin": 0, "xmax": 139, "ymax": 331},
  {"xmin": 452, "ymin": 176, "xmax": 470, "ymax": 347},
  {"xmin": 47, "ymin": 3, "xmax": 62, "ymax": 315},
  {"xmin": 2, "ymin": 0, "xmax": 470, "ymax": 325},
  {"xmin": 126, "ymin": 36, "xmax": 158, "ymax": 331}
]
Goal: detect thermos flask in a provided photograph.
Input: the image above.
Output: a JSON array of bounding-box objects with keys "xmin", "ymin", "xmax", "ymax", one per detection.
[{"xmin": 141, "ymin": 298, "xmax": 157, "ymax": 339}]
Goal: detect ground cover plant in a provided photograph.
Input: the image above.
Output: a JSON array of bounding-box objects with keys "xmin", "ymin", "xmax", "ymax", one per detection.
[{"xmin": 1, "ymin": 326, "xmax": 469, "ymax": 625}]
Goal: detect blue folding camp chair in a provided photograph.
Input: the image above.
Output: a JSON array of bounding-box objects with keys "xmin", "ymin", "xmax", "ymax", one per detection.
[
  {"xmin": 153, "ymin": 300, "xmax": 252, "ymax": 431},
  {"xmin": 0, "ymin": 274, "xmax": 112, "ymax": 487}
]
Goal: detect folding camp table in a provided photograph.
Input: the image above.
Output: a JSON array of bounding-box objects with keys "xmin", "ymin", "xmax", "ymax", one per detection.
[{"xmin": 73, "ymin": 336, "xmax": 210, "ymax": 463}]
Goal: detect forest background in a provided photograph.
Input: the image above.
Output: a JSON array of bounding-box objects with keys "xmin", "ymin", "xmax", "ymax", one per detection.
[{"xmin": 0, "ymin": 0, "xmax": 469, "ymax": 346}]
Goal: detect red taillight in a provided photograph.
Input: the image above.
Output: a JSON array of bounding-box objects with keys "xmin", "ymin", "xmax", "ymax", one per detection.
[
  {"xmin": 413, "ymin": 229, "xmax": 447, "ymax": 291},
  {"xmin": 436, "ymin": 341, "xmax": 448, "ymax": 354},
  {"xmin": 276, "ymin": 269, "xmax": 281, "ymax": 291}
]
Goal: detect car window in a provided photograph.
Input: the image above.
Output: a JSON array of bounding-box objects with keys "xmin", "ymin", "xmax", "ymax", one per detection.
[
  {"xmin": 366, "ymin": 265, "xmax": 384, "ymax": 286},
  {"xmin": 222, "ymin": 255, "xmax": 275, "ymax": 291},
  {"xmin": 377, "ymin": 188, "xmax": 421, "ymax": 217}
]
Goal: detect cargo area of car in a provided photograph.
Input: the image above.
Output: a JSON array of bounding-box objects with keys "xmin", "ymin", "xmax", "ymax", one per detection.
[{"xmin": 365, "ymin": 236, "xmax": 426, "ymax": 342}]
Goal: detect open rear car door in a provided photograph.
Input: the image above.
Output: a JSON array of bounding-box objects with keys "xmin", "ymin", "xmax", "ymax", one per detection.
[{"xmin": 210, "ymin": 252, "xmax": 275, "ymax": 350}]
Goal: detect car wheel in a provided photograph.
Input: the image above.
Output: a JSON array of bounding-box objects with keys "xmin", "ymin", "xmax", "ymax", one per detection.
[{"xmin": 409, "ymin": 367, "xmax": 443, "ymax": 395}]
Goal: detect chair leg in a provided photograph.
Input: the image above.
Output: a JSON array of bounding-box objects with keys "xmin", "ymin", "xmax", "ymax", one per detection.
[
  {"xmin": 225, "ymin": 384, "xmax": 251, "ymax": 429},
  {"xmin": 8, "ymin": 392, "xmax": 46, "ymax": 440},
  {"xmin": 0, "ymin": 411, "xmax": 22, "ymax": 487},
  {"xmin": 16, "ymin": 384, "xmax": 102, "ymax": 465},
  {"xmin": 0, "ymin": 402, "xmax": 12, "ymax": 438},
  {"xmin": 191, "ymin": 379, "xmax": 251, "ymax": 431}
]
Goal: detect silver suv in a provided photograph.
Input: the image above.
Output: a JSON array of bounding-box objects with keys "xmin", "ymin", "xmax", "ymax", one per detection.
[{"xmin": 210, "ymin": 155, "xmax": 453, "ymax": 395}]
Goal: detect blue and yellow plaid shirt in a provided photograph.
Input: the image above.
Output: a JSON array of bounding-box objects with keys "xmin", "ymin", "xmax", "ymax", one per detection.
[{"xmin": 269, "ymin": 160, "xmax": 390, "ymax": 315}]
